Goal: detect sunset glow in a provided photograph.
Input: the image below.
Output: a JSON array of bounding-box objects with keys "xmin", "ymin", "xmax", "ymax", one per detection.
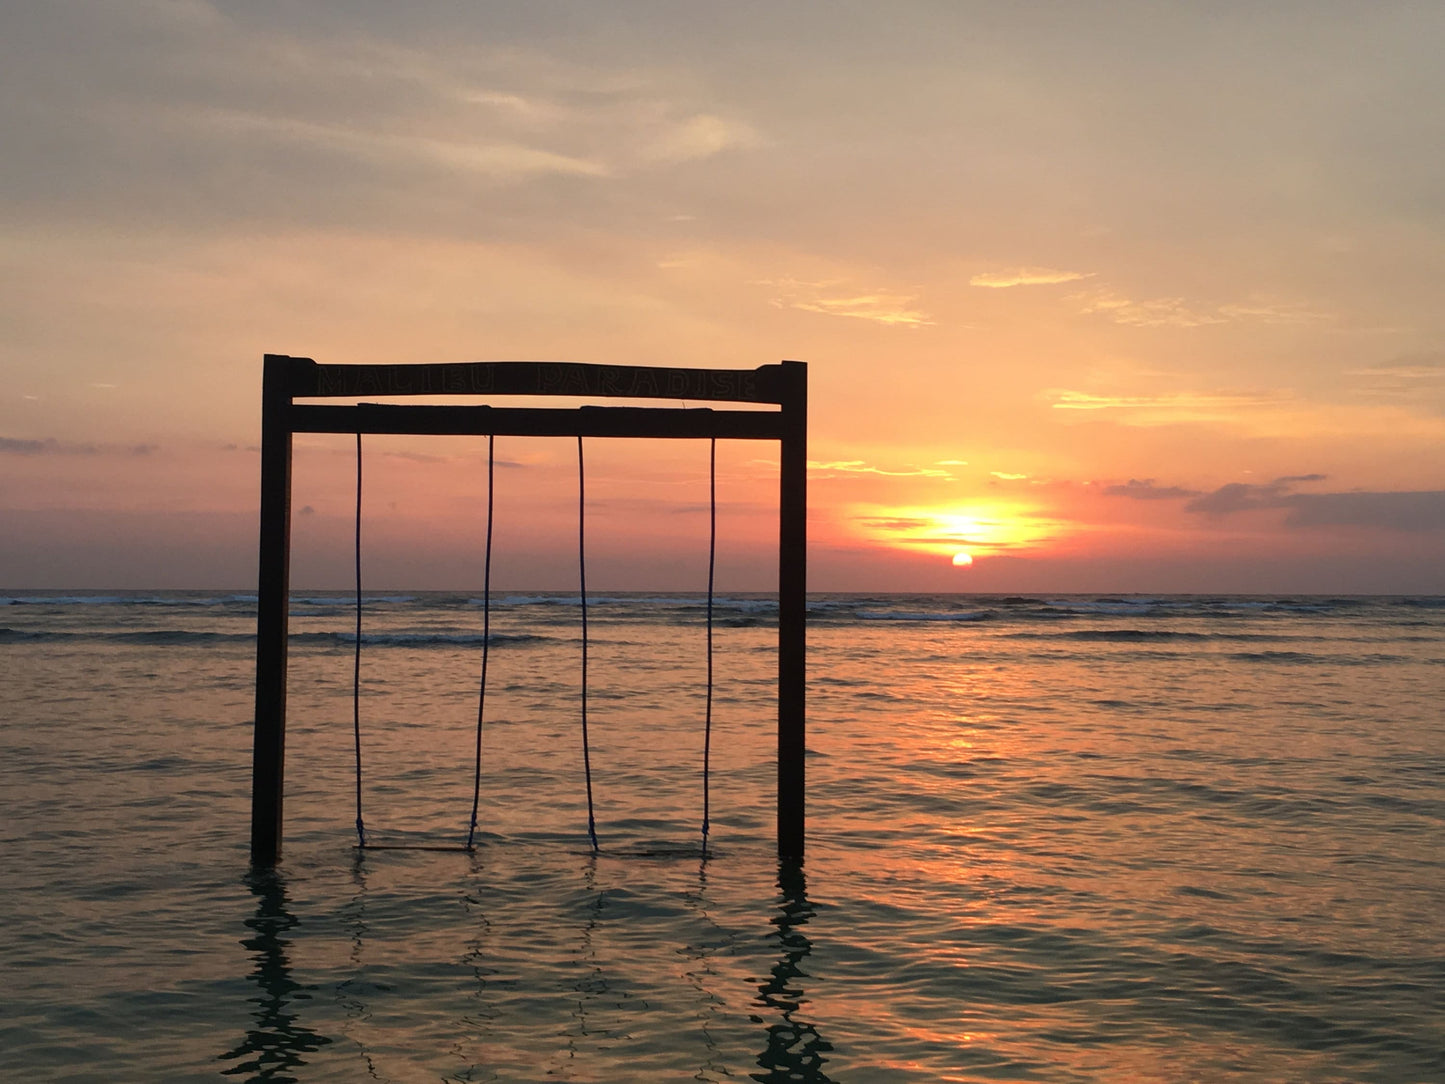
[
  {"xmin": 855, "ymin": 503, "xmax": 1065, "ymax": 561},
  {"xmin": 0, "ymin": 5, "xmax": 1441, "ymax": 592}
]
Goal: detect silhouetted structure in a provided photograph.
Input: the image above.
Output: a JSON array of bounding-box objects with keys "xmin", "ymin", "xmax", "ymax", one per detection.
[{"xmin": 251, "ymin": 355, "xmax": 807, "ymax": 865}]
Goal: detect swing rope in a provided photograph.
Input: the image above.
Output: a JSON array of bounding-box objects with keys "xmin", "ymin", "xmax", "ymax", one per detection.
[
  {"xmin": 574, "ymin": 433, "xmax": 718, "ymax": 858},
  {"xmin": 578, "ymin": 436, "xmax": 599, "ymax": 852},
  {"xmin": 465, "ymin": 434, "xmax": 495, "ymax": 850},
  {"xmin": 354, "ymin": 428, "xmax": 490, "ymax": 854},
  {"xmin": 352, "ymin": 428, "xmax": 714, "ymax": 859},
  {"xmin": 702, "ymin": 437, "xmax": 715, "ymax": 853},
  {"xmin": 353, "ymin": 430, "xmax": 367, "ymax": 849}
]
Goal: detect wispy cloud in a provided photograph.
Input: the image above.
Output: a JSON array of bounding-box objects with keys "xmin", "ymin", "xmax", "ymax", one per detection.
[
  {"xmin": 809, "ymin": 460, "xmax": 952, "ymax": 478},
  {"xmin": 1202, "ymin": 485, "xmax": 1445, "ymax": 531},
  {"xmin": 1346, "ymin": 352, "xmax": 1445, "ymax": 398},
  {"xmin": 4, "ymin": 5, "xmax": 766, "ymax": 238},
  {"xmin": 0, "ymin": 436, "xmax": 157, "ymax": 456},
  {"xmin": 1102, "ymin": 473, "xmax": 1445, "ymax": 532},
  {"xmin": 1216, "ymin": 300, "xmax": 1332, "ymax": 324},
  {"xmin": 1073, "ymin": 290, "xmax": 1331, "ymax": 328},
  {"xmin": 319, "ymin": 445, "xmax": 526, "ymax": 467},
  {"xmin": 1185, "ymin": 475, "xmax": 1325, "ymax": 515},
  {"xmin": 1103, "ymin": 478, "xmax": 1204, "ymax": 500},
  {"xmin": 160, "ymin": 105, "xmax": 612, "ymax": 181},
  {"xmin": 792, "ymin": 295, "xmax": 932, "ymax": 326},
  {"xmin": 762, "ymin": 279, "xmax": 933, "ymax": 327},
  {"xmin": 1348, "ymin": 354, "xmax": 1445, "ymax": 380},
  {"xmin": 1171, "ymin": 475, "xmax": 1445, "ymax": 532},
  {"xmin": 1047, "ymin": 388, "xmax": 1280, "ymax": 425},
  {"xmin": 970, "ymin": 267, "xmax": 1092, "ymax": 288},
  {"xmin": 1072, "ymin": 290, "xmax": 1222, "ymax": 328},
  {"xmin": 1186, "ymin": 483, "xmax": 1274, "ymax": 514},
  {"xmin": 0, "ymin": 438, "xmax": 83, "ymax": 455},
  {"xmin": 642, "ymin": 113, "xmax": 759, "ymax": 163},
  {"xmin": 1284, "ymin": 491, "xmax": 1445, "ymax": 532}
]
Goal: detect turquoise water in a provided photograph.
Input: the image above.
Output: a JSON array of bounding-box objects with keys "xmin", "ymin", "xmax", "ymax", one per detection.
[{"xmin": 2, "ymin": 593, "xmax": 1443, "ymax": 1081}]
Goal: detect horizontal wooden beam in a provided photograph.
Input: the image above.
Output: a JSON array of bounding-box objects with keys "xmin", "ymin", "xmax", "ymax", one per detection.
[
  {"xmin": 274, "ymin": 355, "xmax": 784, "ymax": 405},
  {"xmin": 287, "ymin": 403, "xmax": 785, "ymax": 440}
]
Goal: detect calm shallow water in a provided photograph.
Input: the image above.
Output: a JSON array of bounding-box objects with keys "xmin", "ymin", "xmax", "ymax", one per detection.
[{"xmin": 2, "ymin": 592, "xmax": 1443, "ymax": 1081}]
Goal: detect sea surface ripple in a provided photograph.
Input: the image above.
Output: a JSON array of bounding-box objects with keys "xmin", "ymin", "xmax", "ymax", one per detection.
[{"xmin": 1, "ymin": 591, "xmax": 1441, "ymax": 1081}]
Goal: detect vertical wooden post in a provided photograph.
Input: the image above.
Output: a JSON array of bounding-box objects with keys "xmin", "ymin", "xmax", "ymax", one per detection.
[
  {"xmin": 777, "ymin": 361, "xmax": 807, "ymax": 860},
  {"xmin": 251, "ymin": 355, "xmax": 294, "ymax": 865}
]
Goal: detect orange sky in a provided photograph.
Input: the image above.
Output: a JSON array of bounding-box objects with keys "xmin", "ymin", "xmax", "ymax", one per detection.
[{"xmin": 2, "ymin": 3, "xmax": 1443, "ymax": 592}]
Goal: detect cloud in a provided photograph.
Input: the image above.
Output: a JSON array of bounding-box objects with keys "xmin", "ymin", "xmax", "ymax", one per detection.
[
  {"xmin": 0, "ymin": 5, "xmax": 765, "ymax": 238},
  {"xmin": 1072, "ymin": 290, "xmax": 1222, "ymax": 328},
  {"xmin": 791, "ymin": 295, "xmax": 932, "ymax": 326},
  {"xmin": 762, "ymin": 279, "xmax": 932, "ymax": 327},
  {"xmin": 1048, "ymin": 388, "xmax": 1279, "ymax": 425},
  {"xmin": 379, "ymin": 450, "xmax": 449, "ymax": 464},
  {"xmin": 1180, "ymin": 475, "xmax": 1445, "ymax": 532},
  {"xmin": 1185, "ymin": 474, "xmax": 1327, "ymax": 515},
  {"xmin": 809, "ymin": 460, "xmax": 952, "ymax": 478},
  {"xmin": 158, "ymin": 105, "xmax": 612, "ymax": 182},
  {"xmin": 332, "ymin": 449, "xmax": 527, "ymax": 469},
  {"xmin": 1, "ymin": 437, "xmax": 66, "ymax": 455},
  {"xmin": 1185, "ymin": 481, "xmax": 1286, "ymax": 515},
  {"xmin": 1, "ymin": 437, "xmax": 96, "ymax": 455},
  {"xmin": 1104, "ymin": 478, "xmax": 1203, "ymax": 500},
  {"xmin": 1216, "ymin": 300, "xmax": 1332, "ymax": 324},
  {"xmin": 643, "ymin": 113, "xmax": 759, "ymax": 163},
  {"xmin": 990, "ymin": 471, "xmax": 1028, "ymax": 481},
  {"xmin": 0, "ymin": 436, "xmax": 160, "ymax": 457},
  {"xmin": 1346, "ymin": 353, "xmax": 1445, "ymax": 399},
  {"xmin": 460, "ymin": 90, "xmax": 569, "ymax": 123},
  {"xmin": 1073, "ymin": 291, "xmax": 1329, "ymax": 328},
  {"xmin": 1349, "ymin": 353, "xmax": 1445, "ymax": 381},
  {"xmin": 970, "ymin": 267, "xmax": 1092, "ymax": 288},
  {"xmin": 1284, "ymin": 491, "xmax": 1445, "ymax": 532}
]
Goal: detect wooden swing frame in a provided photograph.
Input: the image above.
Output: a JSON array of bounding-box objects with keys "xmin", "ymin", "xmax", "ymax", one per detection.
[{"xmin": 251, "ymin": 354, "xmax": 807, "ymax": 865}]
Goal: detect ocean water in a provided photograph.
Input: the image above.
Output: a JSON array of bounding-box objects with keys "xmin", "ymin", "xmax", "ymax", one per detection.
[{"xmin": 2, "ymin": 591, "xmax": 1442, "ymax": 1082}]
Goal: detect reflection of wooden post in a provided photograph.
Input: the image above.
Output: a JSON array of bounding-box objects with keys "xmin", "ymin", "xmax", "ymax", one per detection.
[
  {"xmin": 252, "ymin": 355, "xmax": 294, "ymax": 866},
  {"xmin": 777, "ymin": 361, "xmax": 807, "ymax": 860}
]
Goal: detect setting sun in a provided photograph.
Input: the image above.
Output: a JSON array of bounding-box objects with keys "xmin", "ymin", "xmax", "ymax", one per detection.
[{"xmin": 851, "ymin": 502, "xmax": 1065, "ymax": 562}]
